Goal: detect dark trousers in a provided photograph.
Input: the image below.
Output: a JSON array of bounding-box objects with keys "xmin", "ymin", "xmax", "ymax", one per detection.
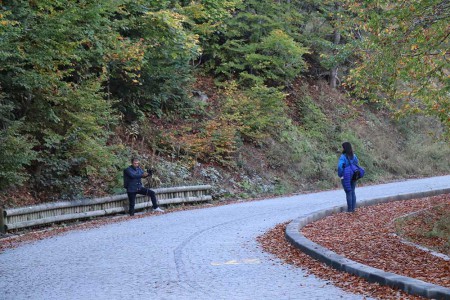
[
  {"xmin": 127, "ymin": 187, "xmax": 158, "ymax": 216},
  {"xmin": 341, "ymin": 179, "xmax": 357, "ymax": 212}
]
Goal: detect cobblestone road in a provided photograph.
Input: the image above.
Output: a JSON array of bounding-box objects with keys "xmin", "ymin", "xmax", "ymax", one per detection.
[{"xmin": 1, "ymin": 176, "xmax": 450, "ymax": 300}]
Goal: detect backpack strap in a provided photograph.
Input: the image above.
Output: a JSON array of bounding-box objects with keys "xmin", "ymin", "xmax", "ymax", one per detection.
[
  {"xmin": 346, "ymin": 154, "xmax": 358, "ymax": 167},
  {"xmin": 345, "ymin": 155, "xmax": 352, "ymax": 167}
]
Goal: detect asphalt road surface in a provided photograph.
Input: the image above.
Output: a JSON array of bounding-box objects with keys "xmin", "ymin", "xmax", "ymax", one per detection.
[{"xmin": 1, "ymin": 175, "xmax": 449, "ymax": 300}]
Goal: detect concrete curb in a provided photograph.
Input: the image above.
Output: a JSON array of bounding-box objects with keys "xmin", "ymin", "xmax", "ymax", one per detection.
[{"xmin": 285, "ymin": 188, "xmax": 450, "ymax": 300}]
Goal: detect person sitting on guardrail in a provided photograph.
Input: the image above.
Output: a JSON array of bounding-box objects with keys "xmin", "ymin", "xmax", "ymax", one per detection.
[{"xmin": 123, "ymin": 158, "xmax": 164, "ymax": 216}]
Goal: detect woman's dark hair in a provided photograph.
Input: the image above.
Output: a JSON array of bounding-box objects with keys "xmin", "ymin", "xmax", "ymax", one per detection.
[{"xmin": 342, "ymin": 142, "xmax": 354, "ymax": 158}]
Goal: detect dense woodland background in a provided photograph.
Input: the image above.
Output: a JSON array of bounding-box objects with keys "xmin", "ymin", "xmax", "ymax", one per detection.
[{"xmin": 1, "ymin": 0, "xmax": 449, "ymax": 208}]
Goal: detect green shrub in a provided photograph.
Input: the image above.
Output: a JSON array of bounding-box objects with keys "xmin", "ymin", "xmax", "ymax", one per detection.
[
  {"xmin": 0, "ymin": 123, "xmax": 36, "ymax": 190},
  {"xmin": 224, "ymin": 83, "xmax": 288, "ymax": 142}
]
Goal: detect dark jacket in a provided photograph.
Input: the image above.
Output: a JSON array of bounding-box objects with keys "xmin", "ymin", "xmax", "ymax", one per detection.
[
  {"xmin": 123, "ymin": 165, "xmax": 145, "ymax": 193},
  {"xmin": 337, "ymin": 154, "xmax": 359, "ymax": 192}
]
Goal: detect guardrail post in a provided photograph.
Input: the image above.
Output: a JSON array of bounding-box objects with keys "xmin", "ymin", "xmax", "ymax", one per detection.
[{"xmin": 0, "ymin": 206, "xmax": 5, "ymax": 234}]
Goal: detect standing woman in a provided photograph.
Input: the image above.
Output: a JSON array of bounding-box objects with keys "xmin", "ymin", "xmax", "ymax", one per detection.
[{"xmin": 337, "ymin": 142, "xmax": 359, "ymax": 212}]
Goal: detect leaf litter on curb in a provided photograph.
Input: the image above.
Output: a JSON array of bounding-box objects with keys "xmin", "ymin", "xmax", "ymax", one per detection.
[{"xmin": 257, "ymin": 194, "xmax": 450, "ymax": 300}]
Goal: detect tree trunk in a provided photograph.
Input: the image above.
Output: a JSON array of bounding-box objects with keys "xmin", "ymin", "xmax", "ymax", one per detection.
[
  {"xmin": 330, "ymin": 65, "xmax": 338, "ymax": 89},
  {"xmin": 330, "ymin": 2, "xmax": 341, "ymax": 89},
  {"xmin": 329, "ymin": 29, "xmax": 341, "ymax": 88}
]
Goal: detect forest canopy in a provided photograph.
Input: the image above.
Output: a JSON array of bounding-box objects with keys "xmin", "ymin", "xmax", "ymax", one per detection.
[{"xmin": 0, "ymin": 0, "xmax": 448, "ymax": 200}]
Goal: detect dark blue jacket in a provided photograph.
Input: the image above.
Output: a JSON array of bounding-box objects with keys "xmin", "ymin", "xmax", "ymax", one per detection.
[
  {"xmin": 337, "ymin": 154, "xmax": 359, "ymax": 192},
  {"xmin": 123, "ymin": 166, "xmax": 145, "ymax": 193}
]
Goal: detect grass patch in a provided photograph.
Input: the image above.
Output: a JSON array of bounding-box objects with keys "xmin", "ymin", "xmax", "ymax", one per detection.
[{"xmin": 395, "ymin": 203, "xmax": 450, "ymax": 256}]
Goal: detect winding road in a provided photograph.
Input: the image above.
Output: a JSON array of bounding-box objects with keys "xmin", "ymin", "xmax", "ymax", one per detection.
[{"xmin": 1, "ymin": 175, "xmax": 450, "ymax": 300}]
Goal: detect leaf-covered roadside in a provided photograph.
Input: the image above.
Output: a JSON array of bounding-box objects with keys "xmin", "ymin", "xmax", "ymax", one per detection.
[
  {"xmin": 258, "ymin": 223, "xmax": 422, "ymax": 300},
  {"xmin": 258, "ymin": 194, "xmax": 450, "ymax": 299},
  {"xmin": 301, "ymin": 195, "xmax": 449, "ymax": 288}
]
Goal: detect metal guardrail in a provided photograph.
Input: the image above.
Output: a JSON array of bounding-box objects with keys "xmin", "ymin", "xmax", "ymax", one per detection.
[{"xmin": 0, "ymin": 185, "xmax": 212, "ymax": 233}]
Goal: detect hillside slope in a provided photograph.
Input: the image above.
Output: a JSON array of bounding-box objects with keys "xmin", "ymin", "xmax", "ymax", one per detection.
[{"xmin": 1, "ymin": 76, "xmax": 449, "ymax": 208}]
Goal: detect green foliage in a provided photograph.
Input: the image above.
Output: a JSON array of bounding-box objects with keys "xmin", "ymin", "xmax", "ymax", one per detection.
[
  {"xmin": 112, "ymin": 7, "xmax": 201, "ymax": 119},
  {"xmin": 344, "ymin": 0, "xmax": 450, "ymax": 136},
  {"xmin": 0, "ymin": 122, "xmax": 36, "ymax": 190},
  {"xmin": 223, "ymin": 82, "xmax": 288, "ymax": 141},
  {"xmin": 0, "ymin": 90, "xmax": 36, "ymax": 190},
  {"xmin": 211, "ymin": 0, "xmax": 308, "ymax": 88},
  {"xmin": 178, "ymin": 0, "xmax": 241, "ymax": 50},
  {"xmin": 0, "ymin": 1, "xmax": 120, "ymax": 196},
  {"xmin": 295, "ymin": 93, "xmax": 332, "ymax": 141},
  {"xmin": 208, "ymin": 0, "xmax": 359, "ymax": 88},
  {"xmin": 296, "ymin": 0, "xmax": 358, "ymax": 76},
  {"xmin": 242, "ymin": 30, "xmax": 309, "ymax": 87},
  {"xmin": 108, "ymin": 1, "xmax": 241, "ymax": 121},
  {"xmin": 0, "ymin": 0, "xmax": 449, "ymax": 206},
  {"xmin": 395, "ymin": 116, "xmax": 450, "ymax": 175}
]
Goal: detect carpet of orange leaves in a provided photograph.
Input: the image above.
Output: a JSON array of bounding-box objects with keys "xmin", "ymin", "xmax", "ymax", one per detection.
[{"xmin": 257, "ymin": 194, "xmax": 450, "ymax": 300}]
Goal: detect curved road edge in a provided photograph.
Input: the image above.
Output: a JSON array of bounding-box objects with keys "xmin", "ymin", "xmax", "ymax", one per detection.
[{"xmin": 285, "ymin": 188, "xmax": 450, "ymax": 300}]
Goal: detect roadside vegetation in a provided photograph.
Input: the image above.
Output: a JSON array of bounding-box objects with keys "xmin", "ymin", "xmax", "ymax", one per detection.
[
  {"xmin": 395, "ymin": 203, "xmax": 450, "ymax": 256},
  {"xmin": 1, "ymin": 0, "xmax": 449, "ymax": 208}
]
